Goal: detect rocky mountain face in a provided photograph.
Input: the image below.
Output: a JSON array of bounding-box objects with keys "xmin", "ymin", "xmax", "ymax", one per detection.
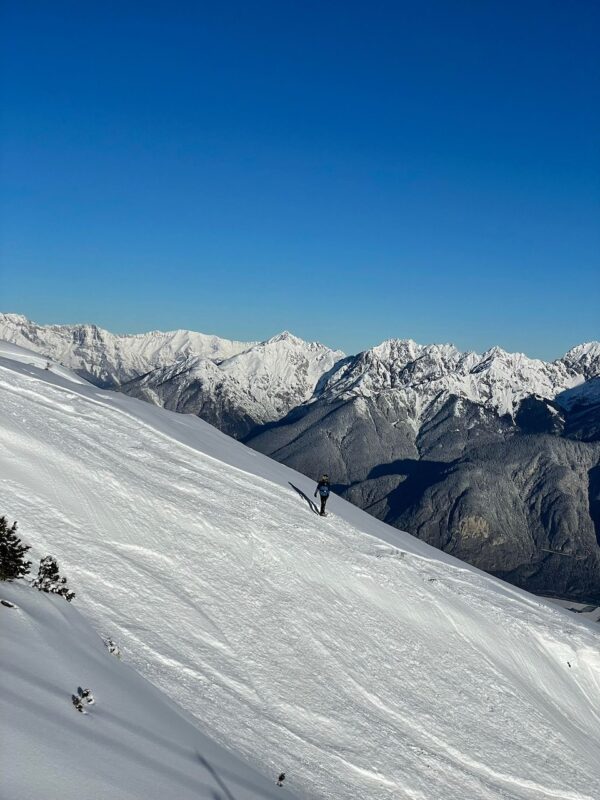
[
  {"xmin": 121, "ymin": 332, "xmax": 344, "ymax": 438},
  {"xmin": 246, "ymin": 342, "xmax": 600, "ymax": 602},
  {"xmin": 315, "ymin": 338, "xmax": 587, "ymax": 420},
  {"xmin": 392, "ymin": 435, "xmax": 600, "ymax": 600},
  {"xmin": 2, "ymin": 312, "xmax": 599, "ymax": 601}
]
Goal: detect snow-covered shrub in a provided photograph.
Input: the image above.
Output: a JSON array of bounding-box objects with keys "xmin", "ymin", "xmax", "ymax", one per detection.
[
  {"xmin": 32, "ymin": 556, "xmax": 75, "ymax": 602},
  {"xmin": 103, "ymin": 637, "xmax": 121, "ymax": 658},
  {"xmin": 0, "ymin": 517, "xmax": 31, "ymax": 581},
  {"xmin": 72, "ymin": 687, "xmax": 94, "ymax": 712}
]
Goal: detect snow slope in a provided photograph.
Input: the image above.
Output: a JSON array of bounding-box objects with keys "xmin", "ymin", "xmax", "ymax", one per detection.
[
  {"xmin": 0, "ymin": 339, "xmax": 89, "ymax": 385},
  {"xmin": 0, "ymin": 583, "xmax": 298, "ymax": 800},
  {"xmin": 549, "ymin": 597, "xmax": 600, "ymax": 624},
  {"xmin": 1, "ymin": 346, "xmax": 600, "ymax": 800}
]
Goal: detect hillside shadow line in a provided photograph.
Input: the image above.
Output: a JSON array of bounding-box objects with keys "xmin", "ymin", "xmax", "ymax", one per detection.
[
  {"xmin": 196, "ymin": 753, "xmax": 238, "ymax": 800},
  {"xmin": 7, "ymin": 667, "xmax": 289, "ymax": 799},
  {"xmin": 0, "ymin": 686, "xmax": 221, "ymax": 797}
]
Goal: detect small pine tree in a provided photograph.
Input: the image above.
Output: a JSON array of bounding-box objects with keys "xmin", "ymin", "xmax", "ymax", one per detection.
[
  {"xmin": 0, "ymin": 517, "xmax": 31, "ymax": 581},
  {"xmin": 32, "ymin": 556, "xmax": 75, "ymax": 602},
  {"xmin": 103, "ymin": 637, "xmax": 121, "ymax": 658}
]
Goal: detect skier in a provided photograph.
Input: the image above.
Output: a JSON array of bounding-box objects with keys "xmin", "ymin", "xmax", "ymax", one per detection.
[
  {"xmin": 277, "ymin": 772, "xmax": 286, "ymax": 787},
  {"xmin": 314, "ymin": 474, "xmax": 331, "ymax": 516}
]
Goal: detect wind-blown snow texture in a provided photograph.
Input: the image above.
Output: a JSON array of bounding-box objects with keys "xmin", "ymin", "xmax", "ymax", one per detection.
[{"xmin": 1, "ymin": 345, "xmax": 600, "ymax": 800}]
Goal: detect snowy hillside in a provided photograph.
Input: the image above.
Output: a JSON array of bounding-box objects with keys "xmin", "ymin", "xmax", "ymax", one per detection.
[
  {"xmin": 0, "ymin": 583, "xmax": 298, "ymax": 800},
  {"xmin": 1, "ymin": 345, "xmax": 600, "ymax": 800}
]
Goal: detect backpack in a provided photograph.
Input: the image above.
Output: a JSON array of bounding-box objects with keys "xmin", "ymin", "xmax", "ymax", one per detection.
[{"xmin": 319, "ymin": 483, "xmax": 330, "ymax": 497}]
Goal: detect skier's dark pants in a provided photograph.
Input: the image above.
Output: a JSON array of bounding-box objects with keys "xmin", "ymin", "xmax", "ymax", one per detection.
[{"xmin": 320, "ymin": 495, "xmax": 328, "ymax": 515}]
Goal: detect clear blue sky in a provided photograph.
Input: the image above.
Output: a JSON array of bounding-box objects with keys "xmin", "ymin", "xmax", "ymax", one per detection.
[{"xmin": 1, "ymin": 1, "xmax": 598, "ymax": 358}]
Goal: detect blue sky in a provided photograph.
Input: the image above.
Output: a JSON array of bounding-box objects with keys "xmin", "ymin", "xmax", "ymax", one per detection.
[{"xmin": 1, "ymin": 1, "xmax": 598, "ymax": 358}]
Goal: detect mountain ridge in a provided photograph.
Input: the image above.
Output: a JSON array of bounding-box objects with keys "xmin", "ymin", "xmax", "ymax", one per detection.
[{"xmin": 2, "ymin": 313, "xmax": 598, "ymax": 421}]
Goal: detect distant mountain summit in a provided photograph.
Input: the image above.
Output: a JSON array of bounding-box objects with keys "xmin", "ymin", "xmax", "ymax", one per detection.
[
  {"xmin": 121, "ymin": 328, "xmax": 344, "ymax": 437},
  {"xmin": 316, "ymin": 337, "xmax": 597, "ymax": 421}
]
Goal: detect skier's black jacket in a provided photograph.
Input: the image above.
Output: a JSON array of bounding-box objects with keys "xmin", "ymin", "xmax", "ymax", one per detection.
[{"xmin": 315, "ymin": 477, "xmax": 330, "ymax": 497}]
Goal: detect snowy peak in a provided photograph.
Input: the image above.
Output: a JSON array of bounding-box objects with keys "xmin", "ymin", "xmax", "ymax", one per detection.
[
  {"xmin": 265, "ymin": 330, "xmax": 306, "ymax": 346},
  {"xmin": 369, "ymin": 337, "xmax": 423, "ymax": 362},
  {"xmin": 318, "ymin": 338, "xmax": 596, "ymax": 420},
  {"xmin": 323, "ymin": 340, "xmax": 469, "ymax": 395},
  {"xmin": 464, "ymin": 347, "xmax": 578, "ymax": 415},
  {"xmin": 0, "ymin": 312, "xmax": 29, "ymax": 324},
  {"xmin": 122, "ymin": 328, "xmax": 345, "ymax": 434},
  {"xmin": 562, "ymin": 341, "xmax": 600, "ymax": 378},
  {"xmin": 221, "ymin": 334, "xmax": 344, "ymax": 411}
]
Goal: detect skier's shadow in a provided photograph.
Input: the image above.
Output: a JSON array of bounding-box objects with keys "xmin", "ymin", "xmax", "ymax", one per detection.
[{"xmin": 289, "ymin": 482, "xmax": 320, "ymax": 515}]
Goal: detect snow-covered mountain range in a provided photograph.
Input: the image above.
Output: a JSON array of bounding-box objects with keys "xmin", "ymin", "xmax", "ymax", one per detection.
[
  {"xmin": 1, "ymin": 313, "xmax": 598, "ymax": 427},
  {"xmin": 121, "ymin": 331, "xmax": 344, "ymax": 437},
  {"xmin": 316, "ymin": 338, "xmax": 598, "ymax": 423},
  {"xmin": 2, "ymin": 342, "xmax": 600, "ymax": 800},
  {"xmin": 0, "ymin": 312, "xmax": 256, "ymax": 386}
]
